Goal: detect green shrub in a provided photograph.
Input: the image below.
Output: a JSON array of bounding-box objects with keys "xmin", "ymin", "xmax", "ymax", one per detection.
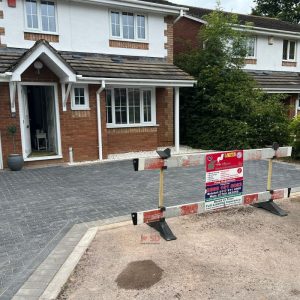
[
  {"xmin": 176, "ymin": 7, "xmax": 290, "ymax": 150},
  {"xmin": 289, "ymin": 116, "xmax": 300, "ymax": 159}
]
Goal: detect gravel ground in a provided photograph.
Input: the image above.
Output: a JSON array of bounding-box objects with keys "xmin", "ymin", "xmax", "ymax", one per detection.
[{"xmin": 58, "ymin": 197, "xmax": 300, "ymax": 300}]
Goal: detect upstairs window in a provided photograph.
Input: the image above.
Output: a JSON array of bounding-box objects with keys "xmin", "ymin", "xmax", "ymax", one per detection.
[
  {"xmin": 25, "ymin": 0, "xmax": 57, "ymax": 33},
  {"xmin": 246, "ymin": 36, "xmax": 256, "ymax": 58},
  {"xmin": 25, "ymin": 0, "xmax": 38, "ymax": 29},
  {"xmin": 106, "ymin": 88, "xmax": 155, "ymax": 127},
  {"xmin": 110, "ymin": 11, "xmax": 147, "ymax": 41},
  {"xmin": 122, "ymin": 12, "xmax": 134, "ymax": 39},
  {"xmin": 283, "ymin": 40, "xmax": 297, "ymax": 61}
]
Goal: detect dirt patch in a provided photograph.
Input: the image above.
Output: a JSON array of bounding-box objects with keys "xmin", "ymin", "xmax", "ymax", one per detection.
[
  {"xmin": 115, "ymin": 260, "xmax": 163, "ymax": 290},
  {"xmin": 58, "ymin": 198, "xmax": 300, "ymax": 300}
]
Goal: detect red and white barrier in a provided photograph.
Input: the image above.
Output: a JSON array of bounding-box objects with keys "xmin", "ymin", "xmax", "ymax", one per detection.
[
  {"xmin": 134, "ymin": 147, "xmax": 292, "ymax": 171},
  {"xmin": 132, "ymin": 186, "xmax": 300, "ymax": 225}
]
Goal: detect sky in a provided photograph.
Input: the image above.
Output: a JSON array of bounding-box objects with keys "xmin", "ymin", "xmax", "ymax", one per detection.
[{"xmin": 170, "ymin": 0, "xmax": 256, "ymax": 14}]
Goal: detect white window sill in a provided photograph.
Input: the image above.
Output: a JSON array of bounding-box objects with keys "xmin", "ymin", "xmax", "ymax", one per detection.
[
  {"xmin": 106, "ymin": 124, "xmax": 159, "ymax": 129},
  {"xmin": 24, "ymin": 30, "xmax": 59, "ymax": 36},
  {"xmin": 110, "ymin": 37, "xmax": 148, "ymax": 43},
  {"xmin": 282, "ymin": 60, "xmax": 297, "ymax": 62},
  {"xmin": 71, "ymin": 107, "xmax": 91, "ymax": 111},
  {"xmin": 24, "ymin": 155, "xmax": 62, "ymax": 162}
]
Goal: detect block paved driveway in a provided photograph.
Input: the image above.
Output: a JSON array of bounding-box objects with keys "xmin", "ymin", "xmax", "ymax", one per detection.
[{"xmin": 0, "ymin": 159, "xmax": 299, "ymax": 299}]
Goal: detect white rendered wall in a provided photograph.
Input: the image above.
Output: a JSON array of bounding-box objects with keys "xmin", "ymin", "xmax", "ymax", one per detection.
[
  {"xmin": 244, "ymin": 35, "xmax": 300, "ymax": 72},
  {"xmin": 0, "ymin": 0, "xmax": 167, "ymax": 58}
]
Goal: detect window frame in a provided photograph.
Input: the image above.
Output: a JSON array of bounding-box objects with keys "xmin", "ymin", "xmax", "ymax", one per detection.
[
  {"xmin": 24, "ymin": 0, "xmax": 58, "ymax": 34},
  {"xmin": 109, "ymin": 10, "xmax": 148, "ymax": 42},
  {"xmin": 106, "ymin": 87, "xmax": 156, "ymax": 128},
  {"xmin": 245, "ymin": 36, "xmax": 257, "ymax": 59},
  {"xmin": 71, "ymin": 85, "xmax": 90, "ymax": 111},
  {"xmin": 282, "ymin": 40, "xmax": 297, "ymax": 62}
]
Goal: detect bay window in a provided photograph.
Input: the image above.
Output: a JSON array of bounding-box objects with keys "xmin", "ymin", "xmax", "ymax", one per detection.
[
  {"xmin": 106, "ymin": 88, "xmax": 155, "ymax": 127},
  {"xmin": 25, "ymin": 0, "xmax": 57, "ymax": 33},
  {"xmin": 283, "ymin": 40, "xmax": 297, "ymax": 61},
  {"xmin": 110, "ymin": 11, "xmax": 147, "ymax": 41}
]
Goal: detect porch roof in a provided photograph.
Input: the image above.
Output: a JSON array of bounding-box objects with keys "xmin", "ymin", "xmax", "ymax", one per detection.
[
  {"xmin": 246, "ymin": 70, "xmax": 300, "ymax": 92},
  {"xmin": 0, "ymin": 41, "xmax": 194, "ymax": 83}
]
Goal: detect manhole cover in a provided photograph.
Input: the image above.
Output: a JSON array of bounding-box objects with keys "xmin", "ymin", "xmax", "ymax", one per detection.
[{"xmin": 115, "ymin": 260, "xmax": 163, "ymax": 290}]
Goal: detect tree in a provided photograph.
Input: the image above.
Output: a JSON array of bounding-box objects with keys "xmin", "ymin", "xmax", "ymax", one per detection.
[
  {"xmin": 175, "ymin": 7, "xmax": 290, "ymax": 150},
  {"xmin": 252, "ymin": 0, "xmax": 300, "ymax": 24}
]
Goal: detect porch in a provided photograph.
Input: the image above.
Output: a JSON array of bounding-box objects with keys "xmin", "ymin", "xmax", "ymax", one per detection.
[{"xmin": 0, "ymin": 40, "xmax": 195, "ymax": 168}]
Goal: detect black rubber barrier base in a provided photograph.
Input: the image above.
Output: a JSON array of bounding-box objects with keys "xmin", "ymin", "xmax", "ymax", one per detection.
[
  {"xmin": 252, "ymin": 200, "xmax": 288, "ymax": 217},
  {"xmin": 148, "ymin": 218, "xmax": 177, "ymax": 241}
]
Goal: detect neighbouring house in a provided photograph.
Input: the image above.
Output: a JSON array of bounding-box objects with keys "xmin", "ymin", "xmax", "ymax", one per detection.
[
  {"xmin": 174, "ymin": 6, "xmax": 300, "ymax": 119},
  {"xmin": 0, "ymin": 0, "xmax": 196, "ymax": 169}
]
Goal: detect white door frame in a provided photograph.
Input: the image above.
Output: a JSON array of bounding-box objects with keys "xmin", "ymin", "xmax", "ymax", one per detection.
[
  {"xmin": 0, "ymin": 131, "xmax": 3, "ymax": 170},
  {"xmin": 17, "ymin": 82, "xmax": 63, "ymax": 161}
]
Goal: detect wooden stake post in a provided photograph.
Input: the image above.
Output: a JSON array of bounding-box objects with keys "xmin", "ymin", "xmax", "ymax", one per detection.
[{"xmin": 253, "ymin": 143, "xmax": 288, "ymax": 216}]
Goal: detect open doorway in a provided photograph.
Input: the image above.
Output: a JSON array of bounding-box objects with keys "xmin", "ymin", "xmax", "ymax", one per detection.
[{"xmin": 21, "ymin": 85, "xmax": 60, "ymax": 158}]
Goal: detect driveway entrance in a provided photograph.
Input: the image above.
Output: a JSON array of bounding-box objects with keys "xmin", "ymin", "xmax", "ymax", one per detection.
[{"xmin": 0, "ymin": 160, "xmax": 299, "ymax": 299}]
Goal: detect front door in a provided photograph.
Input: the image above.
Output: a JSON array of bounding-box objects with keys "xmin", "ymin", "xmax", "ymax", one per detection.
[
  {"xmin": 45, "ymin": 87, "xmax": 57, "ymax": 153},
  {"xmin": 22, "ymin": 86, "xmax": 32, "ymax": 157}
]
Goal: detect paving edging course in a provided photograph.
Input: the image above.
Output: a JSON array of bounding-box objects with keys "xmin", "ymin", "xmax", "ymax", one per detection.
[{"xmin": 12, "ymin": 216, "xmax": 131, "ymax": 300}]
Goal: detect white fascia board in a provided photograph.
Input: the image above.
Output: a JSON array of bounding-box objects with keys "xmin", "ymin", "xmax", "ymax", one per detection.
[
  {"xmin": 263, "ymin": 88, "xmax": 300, "ymax": 93},
  {"xmin": 77, "ymin": 76, "xmax": 197, "ymax": 87},
  {"xmin": 11, "ymin": 44, "xmax": 76, "ymax": 82},
  {"xmin": 70, "ymin": 0, "xmax": 188, "ymax": 15},
  {"xmin": 234, "ymin": 25, "xmax": 300, "ymax": 39},
  {"xmin": 188, "ymin": 16, "xmax": 300, "ymax": 38}
]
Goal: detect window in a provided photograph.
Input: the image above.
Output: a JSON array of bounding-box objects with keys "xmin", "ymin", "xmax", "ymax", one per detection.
[
  {"xmin": 122, "ymin": 12, "xmax": 134, "ymax": 40},
  {"xmin": 143, "ymin": 90, "xmax": 152, "ymax": 122},
  {"xmin": 41, "ymin": 1, "xmax": 56, "ymax": 32},
  {"xmin": 246, "ymin": 36, "xmax": 256, "ymax": 58},
  {"xmin": 106, "ymin": 88, "xmax": 155, "ymax": 126},
  {"xmin": 25, "ymin": 0, "xmax": 38, "ymax": 29},
  {"xmin": 71, "ymin": 86, "xmax": 89, "ymax": 110},
  {"xmin": 110, "ymin": 11, "xmax": 147, "ymax": 41},
  {"xmin": 115, "ymin": 88, "xmax": 127, "ymax": 124},
  {"xmin": 111, "ymin": 11, "xmax": 120, "ymax": 37},
  {"xmin": 283, "ymin": 40, "xmax": 297, "ymax": 61},
  {"xmin": 25, "ymin": 0, "xmax": 57, "ymax": 33},
  {"xmin": 106, "ymin": 90, "xmax": 113, "ymax": 123},
  {"xmin": 137, "ymin": 15, "xmax": 146, "ymax": 39}
]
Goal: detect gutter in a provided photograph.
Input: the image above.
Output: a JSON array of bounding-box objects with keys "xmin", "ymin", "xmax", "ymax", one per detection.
[
  {"xmin": 96, "ymin": 80, "xmax": 106, "ymax": 161},
  {"xmin": 70, "ymin": 0, "xmax": 189, "ymax": 15},
  {"xmin": 234, "ymin": 26, "xmax": 300, "ymax": 39},
  {"xmin": 76, "ymin": 76, "xmax": 197, "ymax": 87}
]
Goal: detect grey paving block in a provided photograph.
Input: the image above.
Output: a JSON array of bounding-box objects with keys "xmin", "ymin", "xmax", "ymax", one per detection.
[{"xmin": 0, "ymin": 159, "xmax": 299, "ymax": 298}]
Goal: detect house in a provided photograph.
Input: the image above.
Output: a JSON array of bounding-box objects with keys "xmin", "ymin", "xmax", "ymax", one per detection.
[
  {"xmin": 173, "ymin": 6, "xmax": 300, "ymax": 119},
  {"xmin": 0, "ymin": 0, "xmax": 196, "ymax": 169}
]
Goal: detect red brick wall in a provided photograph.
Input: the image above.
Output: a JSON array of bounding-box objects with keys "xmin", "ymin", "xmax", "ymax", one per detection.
[
  {"xmin": 0, "ymin": 63, "xmax": 175, "ymax": 167},
  {"xmin": 156, "ymin": 87, "xmax": 174, "ymax": 146},
  {"xmin": 60, "ymin": 85, "xmax": 99, "ymax": 162},
  {"xmin": 107, "ymin": 127, "xmax": 158, "ymax": 154},
  {"xmin": 173, "ymin": 17, "xmax": 203, "ymax": 56},
  {"xmin": 0, "ymin": 83, "xmax": 22, "ymax": 167},
  {"xmin": 164, "ymin": 16, "xmax": 174, "ymax": 63}
]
